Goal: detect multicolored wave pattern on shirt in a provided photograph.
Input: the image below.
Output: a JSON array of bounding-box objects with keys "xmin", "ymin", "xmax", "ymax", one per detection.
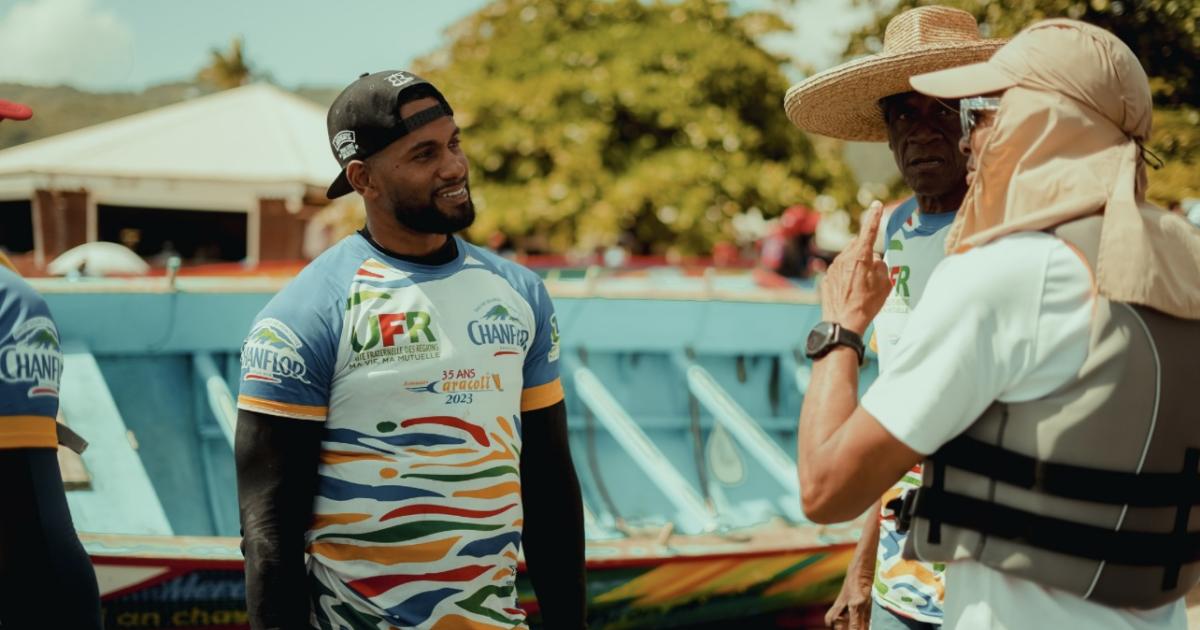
[
  {"xmin": 871, "ymin": 199, "xmax": 952, "ymax": 623},
  {"xmin": 874, "ymin": 464, "xmax": 945, "ymax": 623},
  {"xmin": 308, "ymin": 413, "xmax": 529, "ymax": 630}
]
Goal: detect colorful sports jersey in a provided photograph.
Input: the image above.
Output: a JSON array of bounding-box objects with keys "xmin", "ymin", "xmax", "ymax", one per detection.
[
  {"xmin": 237, "ymin": 234, "xmax": 563, "ymax": 630},
  {"xmin": 871, "ymin": 198, "xmax": 954, "ymax": 623},
  {"xmin": 0, "ymin": 266, "xmax": 63, "ymax": 450}
]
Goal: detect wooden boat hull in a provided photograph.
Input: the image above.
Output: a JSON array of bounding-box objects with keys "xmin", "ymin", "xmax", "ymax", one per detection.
[{"xmin": 87, "ymin": 529, "xmax": 855, "ymax": 629}]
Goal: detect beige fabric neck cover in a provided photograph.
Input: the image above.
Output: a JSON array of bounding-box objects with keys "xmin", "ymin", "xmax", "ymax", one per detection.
[{"xmin": 944, "ymin": 28, "xmax": 1200, "ymax": 320}]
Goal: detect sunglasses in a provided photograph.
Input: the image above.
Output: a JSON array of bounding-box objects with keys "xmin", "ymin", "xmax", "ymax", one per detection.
[{"xmin": 959, "ymin": 96, "xmax": 1003, "ymax": 143}]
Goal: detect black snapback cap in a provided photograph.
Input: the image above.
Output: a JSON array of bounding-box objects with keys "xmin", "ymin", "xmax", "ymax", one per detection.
[{"xmin": 325, "ymin": 70, "xmax": 454, "ymax": 199}]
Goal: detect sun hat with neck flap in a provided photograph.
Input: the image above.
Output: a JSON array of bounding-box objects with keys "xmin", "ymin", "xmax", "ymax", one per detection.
[
  {"xmin": 910, "ymin": 18, "xmax": 1200, "ymax": 319},
  {"xmin": 784, "ymin": 5, "xmax": 1004, "ymax": 142}
]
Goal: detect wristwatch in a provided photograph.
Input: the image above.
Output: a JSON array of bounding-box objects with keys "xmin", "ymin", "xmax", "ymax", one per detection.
[{"xmin": 805, "ymin": 321, "xmax": 865, "ymax": 365}]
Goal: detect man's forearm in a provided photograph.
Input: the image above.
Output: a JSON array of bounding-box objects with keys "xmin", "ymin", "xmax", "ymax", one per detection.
[
  {"xmin": 240, "ymin": 534, "xmax": 311, "ymax": 630},
  {"xmin": 519, "ymin": 402, "xmax": 587, "ymax": 628},
  {"xmin": 798, "ymin": 346, "xmax": 862, "ymax": 509},
  {"xmin": 796, "ymin": 205, "xmax": 921, "ymax": 522},
  {"xmin": 522, "ymin": 463, "xmax": 587, "ymax": 627},
  {"xmin": 851, "ymin": 500, "xmax": 881, "ymax": 579},
  {"xmin": 236, "ymin": 410, "xmax": 322, "ymax": 630},
  {"xmin": 0, "ymin": 448, "xmax": 102, "ymax": 629}
]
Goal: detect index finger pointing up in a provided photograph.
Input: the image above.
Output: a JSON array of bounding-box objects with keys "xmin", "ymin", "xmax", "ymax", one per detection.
[{"xmin": 855, "ymin": 200, "xmax": 884, "ymax": 256}]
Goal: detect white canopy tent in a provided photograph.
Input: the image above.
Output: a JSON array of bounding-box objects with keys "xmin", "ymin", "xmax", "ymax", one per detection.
[{"xmin": 0, "ymin": 84, "xmax": 339, "ymax": 265}]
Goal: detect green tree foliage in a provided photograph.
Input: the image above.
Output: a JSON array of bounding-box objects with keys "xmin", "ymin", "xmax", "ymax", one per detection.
[
  {"xmin": 414, "ymin": 0, "xmax": 858, "ymax": 254},
  {"xmin": 1150, "ymin": 107, "xmax": 1200, "ymax": 204},
  {"xmin": 847, "ymin": 0, "xmax": 1199, "ymax": 206}
]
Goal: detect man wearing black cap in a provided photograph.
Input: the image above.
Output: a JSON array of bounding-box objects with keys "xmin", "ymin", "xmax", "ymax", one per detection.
[
  {"xmin": 235, "ymin": 71, "xmax": 586, "ymax": 629},
  {"xmin": 0, "ymin": 99, "xmax": 103, "ymax": 629}
]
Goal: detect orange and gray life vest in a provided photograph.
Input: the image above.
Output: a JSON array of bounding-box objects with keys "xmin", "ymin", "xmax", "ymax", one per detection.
[{"xmin": 893, "ymin": 215, "xmax": 1200, "ymax": 610}]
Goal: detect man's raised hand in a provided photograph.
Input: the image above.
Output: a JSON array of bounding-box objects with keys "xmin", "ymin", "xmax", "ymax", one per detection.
[{"xmin": 818, "ymin": 201, "xmax": 891, "ymax": 335}]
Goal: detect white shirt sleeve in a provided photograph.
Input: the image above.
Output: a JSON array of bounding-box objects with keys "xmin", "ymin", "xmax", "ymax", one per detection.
[{"xmin": 860, "ymin": 233, "xmax": 1095, "ymax": 455}]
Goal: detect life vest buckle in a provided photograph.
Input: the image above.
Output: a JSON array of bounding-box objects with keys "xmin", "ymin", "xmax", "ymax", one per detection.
[{"xmin": 891, "ymin": 490, "xmax": 918, "ymax": 534}]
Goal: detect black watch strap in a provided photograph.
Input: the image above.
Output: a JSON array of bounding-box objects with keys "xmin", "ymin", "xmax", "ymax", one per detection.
[
  {"xmin": 835, "ymin": 325, "xmax": 865, "ymax": 365},
  {"xmin": 806, "ymin": 321, "xmax": 866, "ymax": 365}
]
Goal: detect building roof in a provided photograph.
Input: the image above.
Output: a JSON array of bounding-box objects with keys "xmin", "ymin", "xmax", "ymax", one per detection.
[{"xmin": 0, "ymin": 83, "xmax": 338, "ymax": 210}]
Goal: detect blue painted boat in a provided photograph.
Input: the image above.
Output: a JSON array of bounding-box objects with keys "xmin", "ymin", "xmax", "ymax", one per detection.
[{"xmin": 35, "ymin": 268, "xmax": 873, "ymax": 629}]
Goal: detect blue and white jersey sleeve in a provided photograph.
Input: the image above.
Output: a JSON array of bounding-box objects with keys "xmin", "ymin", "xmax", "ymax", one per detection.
[
  {"xmin": 519, "ymin": 279, "xmax": 563, "ymax": 412},
  {"xmin": 237, "ymin": 276, "xmax": 340, "ymax": 422},
  {"xmin": 0, "ymin": 268, "xmax": 62, "ymax": 448}
]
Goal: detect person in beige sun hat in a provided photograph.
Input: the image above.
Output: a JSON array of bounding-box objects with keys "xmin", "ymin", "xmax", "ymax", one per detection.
[
  {"xmin": 788, "ymin": 8, "xmax": 1002, "ymax": 630},
  {"xmin": 909, "ymin": 18, "xmax": 1200, "ymax": 319},
  {"xmin": 796, "ymin": 17, "xmax": 1200, "ymax": 630}
]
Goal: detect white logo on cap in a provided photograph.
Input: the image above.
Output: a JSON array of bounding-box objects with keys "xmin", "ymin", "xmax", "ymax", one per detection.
[
  {"xmin": 386, "ymin": 72, "xmax": 416, "ymax": 88},
  {"xmin": 332, "ymin": 130, "xmax": 358, "ymax": 160}
]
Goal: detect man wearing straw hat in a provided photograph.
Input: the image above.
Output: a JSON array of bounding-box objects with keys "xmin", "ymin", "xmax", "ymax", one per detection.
[
  {"xmin": 785, "ymin": 7, "xmax": 1002, "ymax": 629},
  {"xmin": 797, "ymin": 18, "xmax": 1200, "ymax": 630}
]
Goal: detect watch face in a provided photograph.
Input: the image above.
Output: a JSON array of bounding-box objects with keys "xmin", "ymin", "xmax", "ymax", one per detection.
[{"xmin": 806, "ymin": 321, "xmax": 834, "ymax": 357}]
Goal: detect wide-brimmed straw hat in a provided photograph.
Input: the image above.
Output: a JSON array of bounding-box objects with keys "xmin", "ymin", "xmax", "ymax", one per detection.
[{"xmin": 784, "ymin": 6, "xmax": 1004, "ymax": 142}]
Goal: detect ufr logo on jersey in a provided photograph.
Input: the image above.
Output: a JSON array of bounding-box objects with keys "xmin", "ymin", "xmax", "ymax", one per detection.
[
  {"xmin": 348, "ymin": 311, "xmax": 441, "ymax": 368},
  {"xmin": 0, "ymin": 316, "xmax": 61, "ymax": 398},
  {"xmin": 241, "ymin": 319, "xmax": 310, "ymax": 385},
  {"xmin": 466, "ymin": 301, "xmax": 529, "ymax": 356}
]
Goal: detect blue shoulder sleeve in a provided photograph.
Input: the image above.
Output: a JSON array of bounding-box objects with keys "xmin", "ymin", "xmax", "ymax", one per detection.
[
  {"xmin": 0, "ymin": 269, "xmax": 63, "ymax": 448},
  {"xmin": 519, "ymin": 277, "xmax": 563, "ymax": 412},
  {"xmin": 237, "ymin": 244, "xmax": 359, "ymax": 421},
  {"xmin": 458, "ymin": 242, "xmax": 564, "ymax": 412}
]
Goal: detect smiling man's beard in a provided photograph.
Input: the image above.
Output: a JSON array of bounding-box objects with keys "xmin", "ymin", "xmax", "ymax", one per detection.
[{"xmin": 390, "ymin": 186, "xmax": 476, "ymax": 235}]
